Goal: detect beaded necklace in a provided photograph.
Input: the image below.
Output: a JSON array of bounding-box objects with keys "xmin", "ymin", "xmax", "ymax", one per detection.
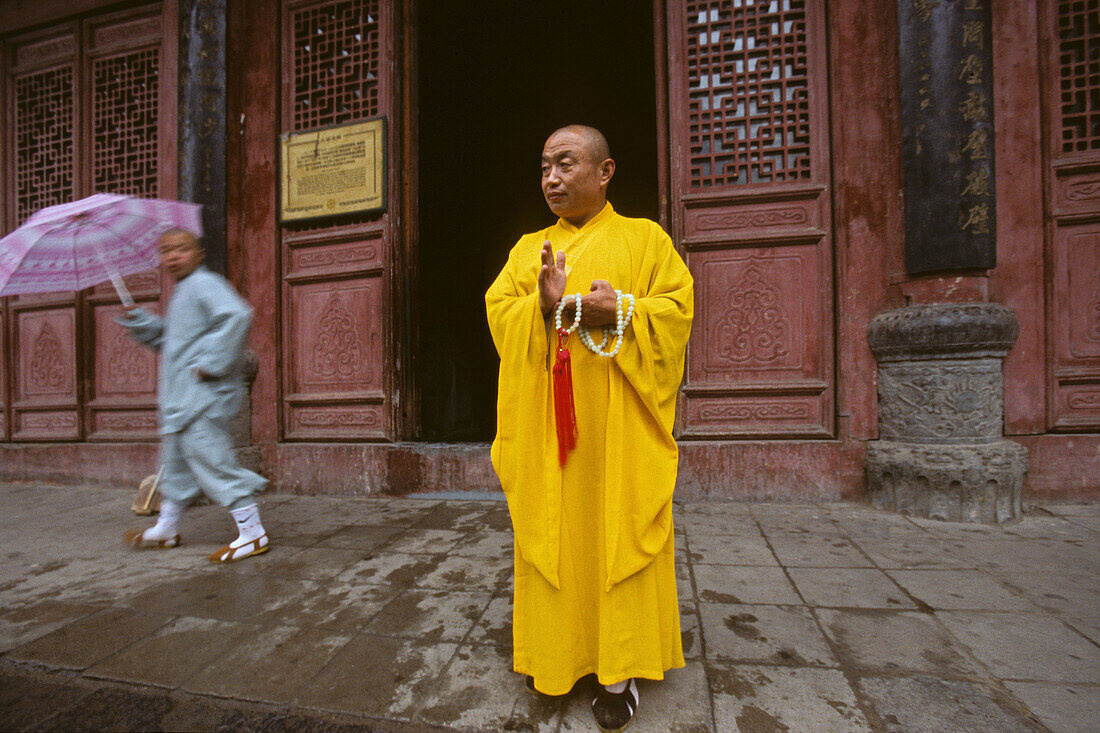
[{"xmin": 555, "ymin": 290, "xmax": 635, "ymax": 358}]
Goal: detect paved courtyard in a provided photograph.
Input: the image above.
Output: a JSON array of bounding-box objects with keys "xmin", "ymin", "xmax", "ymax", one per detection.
[{"xmin": 0, "ymin": 483, "xmax": 1097, "ymax": 731}]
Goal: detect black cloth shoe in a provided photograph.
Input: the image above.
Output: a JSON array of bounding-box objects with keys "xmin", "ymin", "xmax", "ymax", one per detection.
[
  {"xmin": 591, "ymin": 678, "xmax": 638, "ymax": 732},
  {"xmin": 524, "ymin": 675, "xmax": 538, "ymax": 694}
]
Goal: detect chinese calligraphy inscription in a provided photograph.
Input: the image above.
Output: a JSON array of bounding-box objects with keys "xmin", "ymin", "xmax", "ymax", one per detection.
[{"xmin": 899, "ymin": 0, "xmax": 996, "ymax": 273}]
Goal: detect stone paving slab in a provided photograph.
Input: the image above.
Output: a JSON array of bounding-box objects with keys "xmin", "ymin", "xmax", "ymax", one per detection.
[
  {"xmin": 937, "ymin": 611, "xmax": 1100, "ymax": 683},
  {"xmin": 814, "ymin": 609, "xmax": 984, "ymax": 676},
  {"xmin": 0, "ymin": 483, "xmax": 1095, "ymax": 732},
  {"xmin": 1002, "ymin": 682, "xmax": 1100, "ymax": 733},
  {"xmin": 786, "ymin": 567, "xmax": 917, "ymax": 609},
  {"xmin": 707, "ymin": 663, "xmax": 872, "ymax": 732},
  {"xmin": 858, "ymin": 675, "xmax": 1041, "ymax": 733},
  {"xmin": 698, "ymin": 603, "xmax": 838, "ymax": 667}
]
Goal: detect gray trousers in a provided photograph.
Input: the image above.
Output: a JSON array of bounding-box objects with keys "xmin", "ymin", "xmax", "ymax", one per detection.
[{"xmin": 159, "ymin": 415, "xmax": 266, "ymax": 511}]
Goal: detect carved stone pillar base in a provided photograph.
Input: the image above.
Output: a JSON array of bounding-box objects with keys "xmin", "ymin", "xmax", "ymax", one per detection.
[
  {"xmin": 866, "ymin": 440, "xmax": 1027, "ymax": 523},
  {"xmin": 865, "ymin": 303, "xmax": 1027, "ymax": 524}
]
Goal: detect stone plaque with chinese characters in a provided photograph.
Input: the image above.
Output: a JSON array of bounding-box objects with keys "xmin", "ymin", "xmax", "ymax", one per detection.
[
  {"xmin": 898, "ymin": 0, "xmax": 995, "ymax": 274},
  {"xmin": 280, "ymin": 117, "xmax": 385, "ymax": 222}
]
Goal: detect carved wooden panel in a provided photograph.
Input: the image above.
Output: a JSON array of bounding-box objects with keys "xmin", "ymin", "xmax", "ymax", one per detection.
[
  {"xmin": 0, "ymin": 304, "xmax": 7, "ymax": 441},
  {"xmin": 12, "ymin": 306, "xmax": 80, "ymax": 440},
  {"xmin": 1050, "ymin": 227, "xmax": 1100, "ymax": 429},
  {"xmin": 668, "ymin": 0, "xmax": 834, "ymax": 438},
  {"xmin": 280, "ymin": 0, "xmax": 395, "ymax": 441},
  {"xmin": 87, "ymin": 302, "xmax": 158, "ymax": 440},
  {"xmin": 284, "ymin": 275, "xmax": 385, "ymax": 439},
  {"xmin": 684, "ymin": 246, "xmax": 830, "ymax": 437},
  {"xmin": 1044, "ymin": 0, "xmax": 1100, "ymax": 430}
]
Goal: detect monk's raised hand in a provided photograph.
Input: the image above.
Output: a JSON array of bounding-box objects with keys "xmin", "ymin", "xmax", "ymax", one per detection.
[
  {"xmin": 538, "ymin": 240, "xmax": 567, "ymax": 315},
  {"xmin": 581, "ymin": 280, "xmax": 617, "ymax": 327}
]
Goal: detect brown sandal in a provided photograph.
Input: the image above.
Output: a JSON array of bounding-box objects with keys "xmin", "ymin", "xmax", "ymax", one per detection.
[
  {"xmin": 124, "ymin": 528, "xmax": 180, "ymax": 549},
  {"xmin": 208, "ymin": 535, "xmax": 269, "ymax": 563}
]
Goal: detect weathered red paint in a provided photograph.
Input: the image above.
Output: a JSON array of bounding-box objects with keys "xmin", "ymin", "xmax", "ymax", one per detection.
[
  {"xmin": 991, "ymin": 0, "xmax": 1047, "ymax": 435},
  {"xmin": 226, "ymin": 0, "xmax": 280, "ymax": 445},
  {"xmin": 827, "ymin": 0, "xmax": 902, "ymax": 442}
]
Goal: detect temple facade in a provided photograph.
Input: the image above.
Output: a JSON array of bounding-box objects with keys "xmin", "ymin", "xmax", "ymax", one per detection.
[{"xmin": 1, "ymin": 0, "xmax": 1097, "ymax": 502}]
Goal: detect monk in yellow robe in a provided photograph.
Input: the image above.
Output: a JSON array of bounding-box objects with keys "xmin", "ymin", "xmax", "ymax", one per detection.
[{"xmin": 485, "ymin": 125, "xmax": 693, "ymax": 732}]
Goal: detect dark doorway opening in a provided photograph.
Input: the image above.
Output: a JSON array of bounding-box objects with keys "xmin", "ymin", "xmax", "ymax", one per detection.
[{"xmin": 415, "ymin": 1, "xmax": 658, "ymax": 441}]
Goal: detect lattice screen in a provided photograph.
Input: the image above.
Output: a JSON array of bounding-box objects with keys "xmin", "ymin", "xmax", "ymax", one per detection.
[
  {"xmin": 14, "ymin": 67, "xmax": 75, "ymax": 223},
  {"xmin": 1058, "ymin": 0, "xmax": 1100, "ymax": 153},
  {"xmin": 93, "ymin": 49, "xmax": 160, "ymax": 196},
  {"xmin": 291, "ymin": 0, "xmax": 380, "ymax": 131},
  {"xmin": 686, "ymin": 0, "xmax": 811, "ymax": 188}
]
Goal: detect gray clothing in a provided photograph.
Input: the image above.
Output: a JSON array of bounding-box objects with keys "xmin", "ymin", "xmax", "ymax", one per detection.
[
  {"xmin": 117, "ymin": 266, "xmax": 266, "ymax": 507},
  {"xmin": 159, "ymin": 415, "xmax": 265, "ymax": 510},
  {"xmin": 116, "ymin": 266, "xmax": 253, "ymax": 434}
]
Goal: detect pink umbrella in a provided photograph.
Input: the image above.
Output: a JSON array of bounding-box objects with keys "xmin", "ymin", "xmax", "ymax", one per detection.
[{"xmin": 0, "ymin": 193, "xmax": 203, "ymax": 306}]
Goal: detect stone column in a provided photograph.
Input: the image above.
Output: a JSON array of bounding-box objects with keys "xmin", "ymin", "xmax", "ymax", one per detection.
[{"xmin": 865, "ymin": 303, "xmax": 1028, "ymax": 523}]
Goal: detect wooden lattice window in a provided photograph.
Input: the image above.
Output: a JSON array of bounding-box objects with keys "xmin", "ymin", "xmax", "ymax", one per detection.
[
  {"xmin": 291, "ymin": 0, "xmax": 380, "ymax": 131},
  {"xmin": 686, "ymin": 0, "xmax": 811, "ymax": 188},
  {"xmin": 92, "ymin": 48, "xmax": 160, "ymax": 195},
  {"xmin": 14, "ymin": 66, "xmax": 75, "ymax": 223},
  {"xmin": 1058, "ymin": 0, "xmax": 1100, "ymax": 153}
]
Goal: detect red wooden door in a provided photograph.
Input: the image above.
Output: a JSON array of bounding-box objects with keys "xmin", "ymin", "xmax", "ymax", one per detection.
[
  {"xmin": 666, "ymin": 0, "xmax": 835, "ymax": 438},
  {"xmin": 1042, "ymin": 0, "xmax": 1100, "ymax": 431},
  {"xmin": 1, "ymin": 6, "xmax": 169, "ymax": 442},
  {"xmin": 279, "ymin": 0, "xmax": 400, "ymax": 440}
]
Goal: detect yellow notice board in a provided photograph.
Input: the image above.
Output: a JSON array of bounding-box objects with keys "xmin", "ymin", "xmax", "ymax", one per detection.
[{"xmin": 280, "ymin": 117, "xmax": 385, "ymax": 221}]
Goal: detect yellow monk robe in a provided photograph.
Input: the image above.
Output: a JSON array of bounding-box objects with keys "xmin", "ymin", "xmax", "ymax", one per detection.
[{"xmin": 485, "ymin": 202, "xmax": 694, "ymax": 695}]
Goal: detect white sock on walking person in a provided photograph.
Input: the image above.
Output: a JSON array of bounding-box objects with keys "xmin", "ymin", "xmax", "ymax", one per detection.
[
  {"xmin": 230, "ymin": 503, "xmax": 265, "ymax": 545},
  {"xmin": 207, "ymin": 503, "xmax": 269, "ymax": 562},
  {"xmin": 143, "ymin": 497, "xmax": 185, "ymax": 541}
]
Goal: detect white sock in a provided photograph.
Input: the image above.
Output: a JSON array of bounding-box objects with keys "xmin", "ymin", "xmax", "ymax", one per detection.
[
  {"xmin": 228, "ymin": 503, "xmax": 266, "ymax": 549},
  {"xmin": 142, "ymin": 497, "xmax": 185, "ymax": 540},
  {"xmin": 604, "ymin": 680, "xmax": 629, "ymax": 694}
]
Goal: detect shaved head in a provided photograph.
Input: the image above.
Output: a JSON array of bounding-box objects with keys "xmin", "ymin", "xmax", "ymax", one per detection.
[
  {"xmin": 547, "ymin": 125, "xmax": 610, "ymax": 164},
  {"xmin": 541, "ymin": 125, "xmax": 616, "ymax": 227},
  {"xmin": 158, "ymin": 228, "xmax": 202, "ymax": 249}
]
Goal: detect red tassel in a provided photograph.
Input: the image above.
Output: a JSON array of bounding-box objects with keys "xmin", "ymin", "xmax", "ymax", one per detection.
[{"xmin": 552, "ymin": 329, "xmax": 578, "ymax": 465}]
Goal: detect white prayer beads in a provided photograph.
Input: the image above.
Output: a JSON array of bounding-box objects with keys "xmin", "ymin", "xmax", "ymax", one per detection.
[
  {"xmin": 567, "ymin": 289, "xmax": 635, "ymax": 358},
  {"xmin": 554, "ymin": 293, "xmax": 582, "ymax": 334}
]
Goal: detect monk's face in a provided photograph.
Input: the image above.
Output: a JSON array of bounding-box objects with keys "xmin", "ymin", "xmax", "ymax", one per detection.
[
  {"xmin": 541, "ymin": 130, "xmax": 613, "ymax": 226},
  {"xmin": 158, "ymin": 232, "xmax": 204, "ymax": 281}
]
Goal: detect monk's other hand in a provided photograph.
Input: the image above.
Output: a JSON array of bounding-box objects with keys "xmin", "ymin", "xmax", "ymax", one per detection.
[
  {"xmin": 581, "ymin": 280, "xmax": 617, "ymax": 327},
  {"xmin": 538, "ymin": 240, "xmax": 567, "ymax": 315}
]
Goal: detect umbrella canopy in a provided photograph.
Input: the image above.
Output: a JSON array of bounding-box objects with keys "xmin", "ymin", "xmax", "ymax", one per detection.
[{"xmin": 0, "ymin": 193, "xmax": 203, "ymax": 300}]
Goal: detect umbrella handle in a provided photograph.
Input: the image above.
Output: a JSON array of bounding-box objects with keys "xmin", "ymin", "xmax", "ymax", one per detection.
[
  {"xmin": 88, "ymin": 237, "xmax": 136, "ymax": 309},
  {"xmin": 107, "ymin": 270, "xmax": 136, "ymax": 309}
]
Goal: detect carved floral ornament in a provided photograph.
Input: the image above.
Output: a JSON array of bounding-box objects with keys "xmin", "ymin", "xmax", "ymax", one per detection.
[
  {"xmin": 297, "ymin": 409, "xmax": 376, "ymax": 427},
  {"xmin": 713, "ymin": 263, "xmax": 791, "ymax": 365},
  {"xmin": 311, "ymin": 293, "xmax": 367, "ymax": 380},
  {"xmin": 1066, "ymin": 179, "xmax": 1100, "ymax": 201},
  {"xmin": 1092, "ymin": 274, "xmax": 1100, "ymax": 341},
  {"xmin": 697, "ymin": 402, "xmax": 809, "ymax": 422},
  {"xmin": 106, "ymin": 327, "xmax": 151, "ymax": 386},
  {"xmin": 693, "ymin": 207, "xmax": 807, "ymax": 232},
  {"xmin": 30, "ymin": 321, "xmax": 67, "ymax": 391}
]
